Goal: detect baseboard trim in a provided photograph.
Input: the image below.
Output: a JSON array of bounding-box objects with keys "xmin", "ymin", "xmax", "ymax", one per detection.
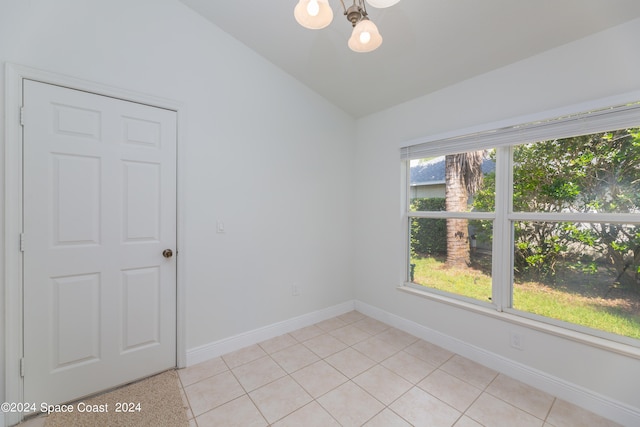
[
  {"xmin": 186, "ymin": 300, "xmax": 356, "ymax": 366},
  {"xmin": 354, "ymin": 300, "xmax": 640, "ymax": 427}
]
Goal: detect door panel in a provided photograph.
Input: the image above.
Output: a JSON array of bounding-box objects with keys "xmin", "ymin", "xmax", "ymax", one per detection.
[
  {"xmin": 122, "ymin": 266, "xmax": 161, "ymax": 352},
  {"xmin": 123, "ymin": 161, "xmax": 161, "ymax": 242},
  {"xmin": 53, "ymin": 154, "xmax": 102, "ymax": 246},
  {"xmin": 23, "ymin": 80, "xmax": 177, "ymax": 406},
  {"xmin": 53, "ymin": 273, "xmax": 101, "ymax": 370}
]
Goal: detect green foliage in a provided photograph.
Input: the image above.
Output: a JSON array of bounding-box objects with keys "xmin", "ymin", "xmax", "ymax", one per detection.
[
  {"xmin": 513, "ymin": 224, "xmax": 567, "ymax": 279},
  {"xmin": 473, "ymin": 128, "xmax": 640, "ymax": 288},
  {"xmin": 471, "ymin": 170, "xmax": 496, "ymax": 211},
  {"xmin": 410, "ymin": 198, "xmax": 446, "ymax": 256},
  {"xmin": 470, "ymin": 170, "xmax": 495, "ymax": 246}
]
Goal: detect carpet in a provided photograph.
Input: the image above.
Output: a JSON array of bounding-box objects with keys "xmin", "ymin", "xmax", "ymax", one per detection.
[{"xmin": 43, "ymin": 370, "xmax": 189, "ymax": 427}]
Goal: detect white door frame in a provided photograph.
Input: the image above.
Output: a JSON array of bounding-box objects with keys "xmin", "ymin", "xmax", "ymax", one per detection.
[{"xmin": 3, "ymin": 63, "xmax": 187, "ymax": 426}]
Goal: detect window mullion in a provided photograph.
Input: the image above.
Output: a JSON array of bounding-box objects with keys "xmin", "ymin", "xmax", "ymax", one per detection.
[
  {"xmin": 408, "ymin": 211, "xmax": 495, "ymax": 220},
  {"xmin": 508, "ymin": 212, "xmax": 640, "ymax": 223},
  {"xmin": 403, "ymin": 160, "xmax": 411, "ymax": 282},
  {"xmin": 492, "ymin": 146, "xmax": 513, "ymax": 311}
]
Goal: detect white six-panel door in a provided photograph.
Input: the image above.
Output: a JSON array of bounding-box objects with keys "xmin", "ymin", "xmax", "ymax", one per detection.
[{"xmin": 22, "ymin": 80, "xmax": 177, "ymax": 405}]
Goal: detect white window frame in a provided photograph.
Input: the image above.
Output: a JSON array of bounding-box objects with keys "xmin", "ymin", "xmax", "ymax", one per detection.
[{"xmin": 399, "ymin": 92, "xmax": 640, "ymax": 356}]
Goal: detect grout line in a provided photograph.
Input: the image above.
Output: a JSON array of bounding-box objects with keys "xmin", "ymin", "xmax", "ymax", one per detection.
[{"xmin": 179, "ymin": 311, "xmax": 619, "ymax": 427}]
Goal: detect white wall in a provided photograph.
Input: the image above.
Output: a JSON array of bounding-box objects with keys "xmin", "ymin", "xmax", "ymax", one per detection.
[
  {"xmin": 3, "ymin": 0, "xmax": 639, "ymax": 421},
  {"xmin": 0, "ymin": 0, "xmax": 355, "ymax": 404},
  {"xmin": 354, "ymin": 17, "xmax": 640, "ymax": 414}
]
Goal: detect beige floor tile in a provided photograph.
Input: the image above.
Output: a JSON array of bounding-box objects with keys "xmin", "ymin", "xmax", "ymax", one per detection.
[
  {"xmin": 546, "ymin": 399, "xmax": 622, "ymax": 427},
  {"xmin": 195, "ymin": 395, "xmax": 267, "ymax": 427},
  {"xmin": 373, "ymin": 327, "xmax": 418, "ymax": 350},
  {"xmin": 289, "ymin": 324, "xmax": 325, "ymax": 342},
  {"xmin": 466, "ymin": 393, "xmax": 544, "ymax": 427},
  {"xmin": 454, "ymin": 415, "xmax": 484, "ymax": 427},
  {"xmin": 315, "ymin": 317, "xmax": 348, "ymax": 332},
  {"xmin": 389, "ymin": 386, "xmax": 461, "ymax": 426},
  {"xmin": 440, "ymin": 355, "xmax": 498, "ymax": 389},
  {"xmin": 325, "ymin": 347, "xmax": 377, "ymax": 378},
  {"xmin": 184, "ymin": 370, "xmax": 245, "ymax": 417},
  {"xmin": 329, "ymin": 324, "xmax": 372, "ymax": 346},
  {"xmin": 381, "ymin": 350, "xmax": 437, "ymax": 384},
  {"xmin": 353, "ymin": 317, "xmax": 390, "ymax": 335},
  {"xmin": 354, "ymin": 364, "xmax": 413, "ymax": 405},
  {"xmin": 259, "ymin": 333, "xmax": 297, "ymax": 354},
  {"xmin": 222, "ymin": 344, "xmax": 267, "ymax": 369},
  {"xmin": 249, "ymin": 376, "xmax": 313, "ymax": 424},
  {"xmin": 302, "ymin": 333, "xmax": 348, "ymax": 358},
  {"xmin": 318, "ymin": 381, "xmax": 385, "ymax": 427},
  {"xmin": 271, "ymin": 401, "xmax": 341, "ymax": 427},
  {"xmin": 231, "ymin": 355, "xmax": 286, "ymax": 392},
  {"xmin": 418, "ymin": 369, "xmax": 482, "ymax": 412},
  {"xmin": 352, "ymin": 336, "xmax": 402, "ymax": 362},
  {"xmin": 363, "ymin": 408, "xmax": 412, "ymax": 426},
  {"xmin": 290, "ymin": 360, "xmax": 349, "ymax": 398},
  {"xmin": 178, "ymin": 357, "xmax": 228, "ymax": 387},
  {"xmin": 404, "ymin": 339, "xmax": 455, "ymax": 366},
  {"xmin": 271, "ymin": 343, "xmax": 320, "ymax": 373},
  {"xmin": 177, "ymin": 315, "xmax": 623, "ymax": 427},
  {"xmin": 337, "ymin": 310, "xmax": 367, "ymax": 324},
  {"xmin": 486, "ymin": 374, "xmax": 554, "ymax": 419}
]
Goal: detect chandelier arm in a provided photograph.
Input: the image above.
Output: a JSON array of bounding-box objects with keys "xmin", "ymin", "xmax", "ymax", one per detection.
[
  {"xmin": 338, "ymin": 0, "xmax": 348, "ymax": 13},
  {"xmin": 360, "ymin": 0, "xmax": 368, "ymax": 16}
]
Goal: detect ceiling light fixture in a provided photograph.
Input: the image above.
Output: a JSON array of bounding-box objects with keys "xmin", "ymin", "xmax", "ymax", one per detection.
[{"xmin": 294, "ymin": 0, "xmax": 401, "ymax": 53}]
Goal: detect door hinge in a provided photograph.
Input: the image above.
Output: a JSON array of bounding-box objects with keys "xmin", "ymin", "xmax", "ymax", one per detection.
[
  {"xmin": 20, "ymin": 358, "xmax": 25, "ymax": 378},
  {"xmin": 20, "ymin": 106, "xmax": 25, "ymax": 126},
  {"xmin": 19, "ymin": 233, "xmax": 25, "ymax": 252}
]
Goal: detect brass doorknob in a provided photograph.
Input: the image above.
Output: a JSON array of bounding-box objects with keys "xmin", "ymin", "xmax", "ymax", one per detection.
[{"xmin": 162, "ymin": 249, "xmax": 173, "ymax": 258}]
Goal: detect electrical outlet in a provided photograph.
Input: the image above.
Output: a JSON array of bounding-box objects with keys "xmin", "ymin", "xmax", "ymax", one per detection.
[
  {"xmin": 510, "ymin": 332, "xmax": 524, "ymax": 350},
  {"xmin": 292, "ymin": 284, "xmax": 300, "ymax": 296}
]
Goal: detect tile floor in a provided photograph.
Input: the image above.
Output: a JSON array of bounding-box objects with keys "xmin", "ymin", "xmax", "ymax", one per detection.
[
  {"xmin": 17, "ymin": 311, "xmax": 622, "ymax": 427},
  {"xmin": 177, "ymin": 311, "xmax": 622, "ymax": 427}
]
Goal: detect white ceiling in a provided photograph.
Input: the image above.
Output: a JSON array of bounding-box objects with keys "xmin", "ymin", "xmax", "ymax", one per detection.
[{"xmin": 180, "ymin": 0, "xmax": 640, "ymax": 118}]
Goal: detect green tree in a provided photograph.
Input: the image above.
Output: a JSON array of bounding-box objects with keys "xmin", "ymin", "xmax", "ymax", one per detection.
[
  {"xmin": 445, "ymin": 151, "xmax": 486, "ymax": 268},
  {"xmin": 474, "ymin": 128, "xmax": 640, "ymax": 289},
  {"xmin": 410, "ymin": 198, "xmax": 446, "ymax": 256}
]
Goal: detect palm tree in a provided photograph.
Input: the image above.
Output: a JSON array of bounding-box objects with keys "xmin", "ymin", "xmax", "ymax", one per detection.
[{"xmin": 445, "ymin": 151, "xmax": 485, "ymax": 268}]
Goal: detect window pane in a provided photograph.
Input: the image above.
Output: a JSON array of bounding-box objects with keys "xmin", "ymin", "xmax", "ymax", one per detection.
[
  {"xmin": 410, "ymin": 150, "xmax": 496, "ymax": 212},
  {"xmin": 410, "ymin": 219, "xmax": 493, "ymax": 303},
  {"xmin": 512, "ymin": 220, "xmax": 640, "ymax": 340},
  {"xmin": 513, "ymin": 129, "xmax": 640, "ymax": 214}
]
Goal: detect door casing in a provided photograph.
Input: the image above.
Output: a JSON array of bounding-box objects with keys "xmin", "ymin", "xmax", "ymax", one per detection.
[{"xmin": 3, "ymin": 63, "xmax": 187, "ymax": 426}]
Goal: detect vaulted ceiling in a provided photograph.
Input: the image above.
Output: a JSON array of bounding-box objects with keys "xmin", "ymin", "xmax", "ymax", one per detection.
[{"xmin": 180, "ymin": 0, "xmax": 640, "ymax": 118}]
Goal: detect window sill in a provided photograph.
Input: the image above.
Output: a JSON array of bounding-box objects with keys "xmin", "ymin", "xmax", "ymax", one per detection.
[{"xmin": 397, "ymin": 284, "xmax": 640, "ymax": 360}]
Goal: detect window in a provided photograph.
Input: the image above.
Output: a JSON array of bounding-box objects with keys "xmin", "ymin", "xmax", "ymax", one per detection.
[
  {"xmin": 401, "ymin": 102, "xmax": 640, "ymax": 347},
  {"xmin": 408, "ymin": 151, "xmax": 496, "ymax": 305}
]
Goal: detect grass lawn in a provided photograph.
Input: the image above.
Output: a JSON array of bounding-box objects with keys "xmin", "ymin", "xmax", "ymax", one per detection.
[{"xmin": 411, "ymin": 256, "xmax": 640, "ymax": 340}]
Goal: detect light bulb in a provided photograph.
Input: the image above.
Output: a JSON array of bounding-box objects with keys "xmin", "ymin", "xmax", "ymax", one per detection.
[
  {"xmin": 307, "ymin": 0, "xmax": 320, "ymax": 17},
  {"xmin": 348, "ymin": 18, "xmax": 382, "ymax": 52},
  {"xmin": 294, "ymin": 0, "xmax": 333, "ymax": 30}
]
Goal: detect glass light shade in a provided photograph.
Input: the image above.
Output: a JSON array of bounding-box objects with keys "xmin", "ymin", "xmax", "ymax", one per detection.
[
  {"xmin": 366, "ymin": 0, "xmax": 401, "ymax": 8},
  {"xmin": 348, "ymin": 19, "xmax": 383, "ymax": 52},
  {"xmin": 294, "ymin": 0, "xmax": 333, "ymax": 30}
]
